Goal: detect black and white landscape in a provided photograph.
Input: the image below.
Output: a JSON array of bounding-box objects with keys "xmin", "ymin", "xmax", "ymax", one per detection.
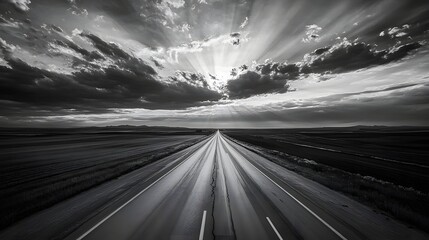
[{"xmin": 0, "ymin": 0, "xmax": 428, "ymax": 239}]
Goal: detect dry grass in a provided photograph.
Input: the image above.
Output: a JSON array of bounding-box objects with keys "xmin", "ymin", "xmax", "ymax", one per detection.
[
  {"xmin": 0, "ymin": 135, "xmax": 209, "ymax": 230},
  {"xmin": 226, "ymin": 135, "xmax": 429, "ymax": 233}
]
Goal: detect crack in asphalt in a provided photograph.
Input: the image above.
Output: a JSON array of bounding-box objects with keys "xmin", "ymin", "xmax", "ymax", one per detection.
[
  {"xmin": 210, "ymin": 146, "xmax": 218, "ymax": 240},
  {"xmin": 224, "ymin": 174, "xmax": 237, "ymax": 240},
  {"xmin": 219, "ymin": 138, "xmax": 237, "ymax": 240}
]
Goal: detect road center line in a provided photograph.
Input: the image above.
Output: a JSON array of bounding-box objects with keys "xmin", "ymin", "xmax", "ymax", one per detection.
[
  {"xmin": 266, "ymin": 217, "xmax": 283, "ymax": 240},
  {"xmin": 199, "ymin": 210, "xmax": 207, "ymax": 240},
  {"xmin": 221, "ymin": 134, "xmax": 348, "ymax": 240},
  {"xmin": 76, "ymin": 136, "xmax": 215, "ymax": 240}
]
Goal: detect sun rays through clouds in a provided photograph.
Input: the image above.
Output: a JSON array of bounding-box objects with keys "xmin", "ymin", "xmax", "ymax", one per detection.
[{"xmin": 0, "ymin": 0, "xmax": 428, "ymax": 127}]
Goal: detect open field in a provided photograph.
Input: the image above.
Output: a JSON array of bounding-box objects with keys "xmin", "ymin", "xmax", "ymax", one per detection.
[
  {"xmin": 222, "ymin": 126, "xmax": 429, "ymax": 232},
  {"xmin": 222, "ymin": 126, "xmax": 429, "ymax": 192},
  {"xmin": 0, "ymin": 126, "xmax": 213, "ymax": 229}
]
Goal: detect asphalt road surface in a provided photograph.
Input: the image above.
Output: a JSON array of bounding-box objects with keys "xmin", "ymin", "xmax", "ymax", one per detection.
[{"xmin": 63, "ymin": 131, "xmax": 427, "ymax": 240}]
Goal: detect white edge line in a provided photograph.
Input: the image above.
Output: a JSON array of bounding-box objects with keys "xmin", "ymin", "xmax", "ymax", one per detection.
[
  {"xmin": 199, "ymin": 210, "xmax": 207, "ymax": 240},
  {"xmin": 76, "ymin": 137, "xmax": 214, "ymax": 240},
  {"xmin": 266, "ymin": 217, "xmax": 283, "ymax": 240},
  {"xmin": 221, "ymin": 134, "xmax": 348, "ymax": 240},
  {"xmin": 250, "ymin": 161, "xmax": 348, "ymax": 240}
]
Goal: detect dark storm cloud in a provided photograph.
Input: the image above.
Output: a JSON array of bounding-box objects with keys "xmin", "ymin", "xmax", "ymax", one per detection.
[
  {"xmin": 0, "ymin": 56, "xmax": 222, "ymax": 113},
  {"xmin": 0, "ymin": 52, "xmax": 153, "ymax": 111},
  {"xmin": 255, "ymin": 62, "xmax": 300, "ymax": 79},
  {"xmin": 145, "ymin": 81, "xmax": 223, "ymax": 109},
  {"xmin": 0, "ymin": 58, "xmax": 109, "ymax": 110},
  {"xmin": 226, "ymin": 61, "xmax": 302, "ymax": 99},
  {"xmin": 79, "ymin": 32, "xmax": 160, "ymax": 77},
  {"xmin": 276, "ymin": 63, "xmax": 300, "ymax": 78},
  {"xmin": 0, "ymin": 36, "xmax": 222, "ymax": 115},
  {"xmin": 301, "ymin": 41, "xmax": 422, "ymax": 74},
  {"xmin": 159, "ymin": 71, "xmax": 224, "ymax": 108},
  {"xmin": 225, "ymin": 39, "xmax": 424, "ymax": 99},
  {"xmin": 226, "ymin": 71, "xmax": 290, "ymax": 99}
]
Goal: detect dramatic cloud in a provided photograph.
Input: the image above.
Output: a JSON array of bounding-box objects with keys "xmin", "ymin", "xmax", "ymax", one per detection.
[
  {"xmin": 224, "ymin": 39, "xmax": 424, "ymax": 99},
  {"xmin": 0, "ymin": 36, "xmax": 222, "ymax": 114},
  {"xmin": 146, "ymin": 81, "xmax": 223, "ymax": 109},
  {"xmin": 234, "ymin": 39, "xmax": 422, "ymax": 83},
  {"xmin": 225, "ymin": 60, "xmax": 303, "ymax": 99},
  {"xmin": 301, "ymin": 39, "xmax": 422, "ymax": 74},
  {"xmin": 226, "ymin": 71, "xmax": 290, "ymax": 99},
  {"xmin": 255, "ymin": 62, "xmax": 300, "ymax": 79}
]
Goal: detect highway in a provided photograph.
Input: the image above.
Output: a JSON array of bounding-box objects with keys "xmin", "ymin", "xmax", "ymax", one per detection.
[{"xmin": 63, "ymin": 131, "xmax": 427, "ymax": 240}]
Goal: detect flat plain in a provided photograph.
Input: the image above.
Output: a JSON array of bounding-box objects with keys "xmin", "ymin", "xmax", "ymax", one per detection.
[
  {"xmin": 223, "ymin": 126, "xmax": 429, "ymax": 191},
  {"xmin": 223, "ymin": 126, "xmax": 429, "ymax": 231},
  {"xmin": 1, "ymin": 126, "xmax": 428, "ymax": 239},
  {"xmin": 0, "ymin": 126, "xmax": 211, "ymax": 229}
]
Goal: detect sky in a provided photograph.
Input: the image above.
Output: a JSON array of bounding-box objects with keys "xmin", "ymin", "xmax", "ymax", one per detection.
[{"xmin": 0, "ymin": 0, "xmax": 428, "ymax": 128}]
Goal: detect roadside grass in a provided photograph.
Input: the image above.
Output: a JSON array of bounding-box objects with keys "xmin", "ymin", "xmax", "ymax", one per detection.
[
  {"xmin": 0, "ymin": 135, "xmax": 209, "ymax": 230},
  {"xmin": 225, "ymin": 135, "xmax": 429, "ymax": 233}
]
